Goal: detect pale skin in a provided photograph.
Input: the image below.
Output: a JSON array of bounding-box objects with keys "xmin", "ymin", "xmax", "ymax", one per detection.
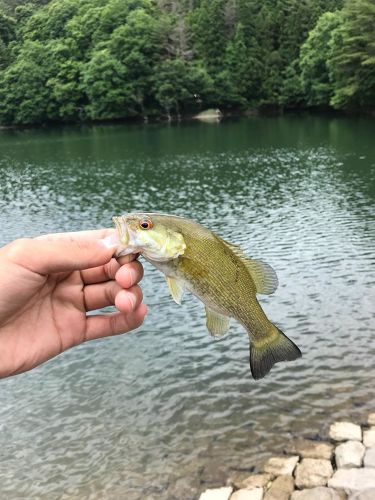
[{"xmin": 0, "ymin": 229, "xmax": 147, "ymax": 378}]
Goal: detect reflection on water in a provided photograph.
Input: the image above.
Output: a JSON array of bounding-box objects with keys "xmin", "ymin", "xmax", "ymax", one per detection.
[{"xmin": 0, "ymin": 116, "xmax": 374, "ymax": 499}]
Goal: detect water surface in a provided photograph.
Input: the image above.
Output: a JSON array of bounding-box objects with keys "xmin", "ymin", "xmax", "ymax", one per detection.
[{"xmin": 0, "ymin": 116, "xmax": 374, "ymax": 499}]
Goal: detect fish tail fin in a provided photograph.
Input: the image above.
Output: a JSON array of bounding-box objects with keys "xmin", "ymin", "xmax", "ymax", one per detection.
[{"xmin": 249, "ymin": 327, "xmax": 301, "ymax": 380}]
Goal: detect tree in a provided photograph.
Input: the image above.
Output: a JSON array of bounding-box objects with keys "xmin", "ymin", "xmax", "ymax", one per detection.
[
  {"xmin": 328, "ymin": 0, "xmax": 375, "ymax": 109},
  {"xmin": 300, "ymin": 11, "xmax": 342, "ymax": 106}
]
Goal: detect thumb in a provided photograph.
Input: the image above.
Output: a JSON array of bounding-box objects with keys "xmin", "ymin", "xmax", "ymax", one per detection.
[{"xmin": 5, "ymin": 237, "xmax": 116, "ymax": 275}]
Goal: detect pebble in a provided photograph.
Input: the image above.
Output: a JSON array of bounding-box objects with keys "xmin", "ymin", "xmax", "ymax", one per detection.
[
  {"xmin": 335, "ymin": 440, "xmax": 365, "ymax": 468},
  {"xmin": 291, "ymin": 486, "xmax": 346, "ymax": 500},
  {"xmin": 328, "ymin": 468, "xmax": 375, "ymax": 493},
  {"xmin": 295, "ymin": 458, "xmax": 333, "ymax": 488},
  {"xmin": 363, "ymin": 428, "xmax": 375, "ymax": 448},
  {"xmin": 263, "ymin": 475, "xmax": 294, "ymax": 500},
  {"xmin": 329, "ymin": 422, "xmax": 362, "ymax": 442},
  {"xmin": 263, "ymin": 456, "xmax": 299, "ymax": 476},
  {"xmin": 199, "ymin": 486, "xmax": 233, "ymax": 500},
  {"xmin": 230, "ymin": 488, "xmax": 264, "ymax": 500},
  {"xmin": 363, "ymin": 447, "xmax": 375, "ymax": 468}
]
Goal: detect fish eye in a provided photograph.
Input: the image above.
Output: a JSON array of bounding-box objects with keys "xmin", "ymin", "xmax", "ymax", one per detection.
[{"xmin": 139, "ymin": 219, "xmax": 153, "ymax": 230}]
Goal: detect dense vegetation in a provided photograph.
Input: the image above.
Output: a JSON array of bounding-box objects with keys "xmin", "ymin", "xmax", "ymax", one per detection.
[{"xmin": 0, "ymin": 0, "xmax": 374, "ymax": 125}]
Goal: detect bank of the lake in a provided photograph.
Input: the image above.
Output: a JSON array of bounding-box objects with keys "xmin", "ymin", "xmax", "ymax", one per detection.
[
  {"xmin": 200, "ymin": 413, "xmax": 375, "ymax": 500},
  {"xmin": 0, "ymin": 116, "xmax": 374, "ymax": 499}
]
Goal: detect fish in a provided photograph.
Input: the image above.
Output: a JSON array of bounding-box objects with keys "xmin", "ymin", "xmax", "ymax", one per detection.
[{"xmin": 112, "ymin": 213, "xmax": 301, "ymax": 379}]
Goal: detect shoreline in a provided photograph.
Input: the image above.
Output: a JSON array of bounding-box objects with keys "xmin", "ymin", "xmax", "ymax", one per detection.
[
  {"xmin": 0, "ymin": 106, "xmax": 374, "ymax": 132},
  {"xmin": 199, "ymin": 413, "xmax": 375, "ymax": 500}
]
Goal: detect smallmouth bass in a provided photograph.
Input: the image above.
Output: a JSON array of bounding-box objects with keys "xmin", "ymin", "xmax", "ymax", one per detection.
[{"xmin": 112, "ymin": 213, "xmax": 301, "ymax": 379}]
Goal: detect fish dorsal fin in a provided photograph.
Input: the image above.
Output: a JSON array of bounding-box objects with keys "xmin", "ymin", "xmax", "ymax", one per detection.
[
  {"xmin": 205, "ymin": 306, "xmax": 230, "ymax": 338},
  {"xmin": 166, "ymin": 277, "xmax": 184, "ymax": 305},
  {"xmin": 221, "ymin": 239, "xmax": 278, "ymax": 295}
]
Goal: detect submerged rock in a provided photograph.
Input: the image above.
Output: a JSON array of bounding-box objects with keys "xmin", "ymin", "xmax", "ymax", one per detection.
[
  {"xmin": 227, "ymin": 473, "xmax": 272, "ymax": 490},
  {"xmin": 335, "ymin": 440, "xmax": 365, "ymax": 468},
  {"xmin": 294, "ymin": 458, "xmax": 333, "ymax": 488},
  {"xmin": 264, "ymin": 456, "xmax": 299, "ymax": 476},
  {"xmin": 288, "ymin": 439, "xmax": 334, "ymax": 460},
  {"xmin": 329, "ymin": 422, "xmax": 362, "ymax": 442}
]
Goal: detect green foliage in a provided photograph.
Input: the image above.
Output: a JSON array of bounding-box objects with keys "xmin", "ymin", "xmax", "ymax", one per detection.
[
  {"xmin": 300, "ymin": 12, "xmax": 342, "ymax": 106},
  {"xmin": 0, "ymin": 0, "xmax": 373, "ymax": 125},
  {"xmin": 328, "ymin": 0, "xmax": 375, "ymax": 108}
]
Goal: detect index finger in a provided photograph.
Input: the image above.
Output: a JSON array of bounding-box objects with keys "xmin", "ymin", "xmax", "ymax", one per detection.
[{"xmin": 35, "ymin": 228, "xmax": 116, "ymax": 242}]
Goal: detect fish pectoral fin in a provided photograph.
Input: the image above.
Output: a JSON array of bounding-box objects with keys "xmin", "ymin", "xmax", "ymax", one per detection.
[
  {"xmin": 166, "ymin": 277, "xmax": 184, "ymax": 305},
  {"xmin": 205, "ymin": 307, "xmax": 230, "ymax": 338},
  {"xmin": 244, "ymin": 259, "xmax": 278, "ymax": 295}
]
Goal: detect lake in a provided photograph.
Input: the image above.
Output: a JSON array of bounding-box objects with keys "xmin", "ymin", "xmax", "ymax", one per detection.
[{"xmin": 0, "ymin": 115, "xmax": 374, "ymax": 499}]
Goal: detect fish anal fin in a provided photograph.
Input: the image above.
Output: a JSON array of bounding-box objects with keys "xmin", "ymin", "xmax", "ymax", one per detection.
[
  {"xmin": 250, "ymin": 328, "xmax": 301, "ymax": 380},
  {"xmin": 220, "ymin": 239, "xmax": 278, "ymax": 295},
  {"xmin": 166, "ymin": 277, "xmax": 184, "ymax": 305},
  {"xmin": 205, "ymin": 306, "xmax": 230, "ymax": 338}
]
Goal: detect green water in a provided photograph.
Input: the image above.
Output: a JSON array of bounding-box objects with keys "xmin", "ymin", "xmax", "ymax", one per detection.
[{"xmin": 0, "ymin": 116, "xmax": 374, "ymax": 499}]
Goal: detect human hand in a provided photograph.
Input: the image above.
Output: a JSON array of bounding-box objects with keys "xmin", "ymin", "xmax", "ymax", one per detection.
[{"xmin": 0, "ymin": 229, "xmax": 147, "ymax": 378}]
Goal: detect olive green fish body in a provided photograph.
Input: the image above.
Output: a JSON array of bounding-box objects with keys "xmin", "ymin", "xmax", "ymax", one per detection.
[{"xmin": 113, "ymin": 213, "xmax": 301, "ymax": 379}]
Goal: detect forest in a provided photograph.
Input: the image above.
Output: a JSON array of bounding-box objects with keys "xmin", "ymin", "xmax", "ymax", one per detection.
[{"xmin": 0, "ymin": 0, "xmax": 374, "ymax": 125}]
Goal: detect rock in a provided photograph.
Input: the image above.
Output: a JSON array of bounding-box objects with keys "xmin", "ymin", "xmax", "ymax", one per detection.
[
  {"xmin": 364, "ymin": 447, "xmax": 375, "ymax": 468},
  {"xmin": 227, "ymin": 473, "xmax": 272, "ymax": 490},
  {"xmin": 288, "ymin": 439, "xmax": 334, "ymax": 460},
  {"xmin": 329, "ymin": 422, "xmax": 362, "ymax": 442},
  {"xmin": 264, "ymin": 475, "xmax": 294, "ymax": 500},
  {"xmin": 291, "ymin": 486, "xmax": 346, "ymax": 499},
  {"xmin": 335, "ymin": 440, "xmax": 365, "ymax": 468},
  {"xmin": 167, "ymin": 476, "xmax": 200, "ymax": 499},
  {"xmin": 295, "ymin": 459, "xmax": 334, "ymax": 488},
  {"xmin": 199, "ymin": 486, "xmax": 233, "ymax": 500},
  {"xmin": 328, "ymin": 468, "xmax": 375, "ymax": 493},
  {"xmin": 368, "ymin": 414, "xmax": 375, "ymax": 426},
  {"xmin": 349, "ymin": 489, "xmax": 375, "ymax": 500},
  {"xmin": 264, "ymin": 456, "xmax": 299, "ymax": 476},
  {"xmin": 230, "ymin": 488, "xmax": 264, "ymax": 500},
  {"xmin": 363, "ymin": 429, "xmax": 375, "ymax": 448}
]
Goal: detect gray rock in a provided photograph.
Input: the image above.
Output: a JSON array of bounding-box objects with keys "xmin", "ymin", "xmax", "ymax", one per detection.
[
  {"xmin": 335, "ymin": 440, "xmax": 365, "ymax": 468},
  {"xmin": 199, "ymin": 486, "xmax": 233, "ymax": 500},
  {"xmin": 264, "ymin": 475, "xmax": 294, "ymax": 500},
  {"xmin": 363, "ymin": 429, "xmax": 375, "ymax": 448},
  {"xmin": 328, "ymin": 468, "xmax": 375, "ymax": 493},
  {"xmin": 368, "ymin": 414, "xmax": 375, "ymax": 426},
  {"xmin": 349, "ymin": 488, "xmax": 375, "ymax": 500},
  {"xmin": 230, "ymin": 488, "xmax": 264, "ymax": 500},
  {"xmin": 288, "ymin": 439, "xmax": 334, "ymax": 460},
  {"xmin": 227, "ymin": 473, "xmax": 272, "ymax": 490},
  {"xmin": 264, "ymin": 456, "xmax": 299, "ymax": 476},
  {"xmin": 329, "ymin": 422, "xmax": 362, "ymax": 442},
  {"xmin": 295, "ymin": 459, "xmax": 334, "ymax": 488},
  {"xmin": 291, "ymin": 486, "xmax": 346, "ymax": 500},
  {"xmin": 364, "ymin": 448, "xmax": 375, "ymax": 468}
]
